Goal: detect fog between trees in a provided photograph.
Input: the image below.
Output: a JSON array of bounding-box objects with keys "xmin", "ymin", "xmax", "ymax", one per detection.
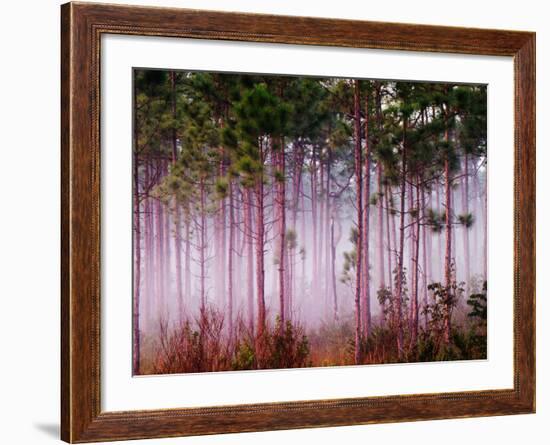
[{"xmin": 133, "ymin": 70, "xmax": 487, "ymax": 374}]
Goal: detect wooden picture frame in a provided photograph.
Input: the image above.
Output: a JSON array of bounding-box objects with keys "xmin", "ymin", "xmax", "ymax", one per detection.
[{"xmin": 61, "ymin": 2, "xmax": 535, "ymax": 442}]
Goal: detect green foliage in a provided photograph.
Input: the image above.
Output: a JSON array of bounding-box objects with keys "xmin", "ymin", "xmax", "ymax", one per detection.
[
  {"xmin": 458, "ymin": 212, "xmax": 475, "ymax": 229},
  {"xmin": 426, "ymin": 208, "xmax": 446, "ymax": 233},
  {"xmin": 286, "ymin": 228, "xmax": 298, "ymax": 250},
  {"xmin": 467, "ymin": 281, "xmax": 487, "ymax": 322}
]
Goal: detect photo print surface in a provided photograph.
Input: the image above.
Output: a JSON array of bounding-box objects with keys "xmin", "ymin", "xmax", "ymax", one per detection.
[{"xmin": 132, "ymin": 70, "xmax": 487, "ymax": 375}]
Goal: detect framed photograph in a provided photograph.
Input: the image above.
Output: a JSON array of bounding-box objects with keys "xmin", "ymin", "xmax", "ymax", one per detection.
[{"xmin": 61, "ymin": 2, "xmax": 535, "ymax": 442}]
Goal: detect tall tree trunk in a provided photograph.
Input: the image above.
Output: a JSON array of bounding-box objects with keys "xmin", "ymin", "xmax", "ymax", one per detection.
[
  {"xmin": 155, "ymin": 189, "xmax": 165, "ymax": 315},
  {"xmin": 472, "ymin": 170, "xmax": 480, "ymax": 274},
  {"xmin": 218, "ymin": 149, "xmax": 227, "ymax": 307},
  {"xmin": 325, "ymin": 147, "xmax": 332, "ymax": 319},
  {"xmin": 291, "ymin": 143, "xmax": 305, "ymax": 310},
  {"xmin": 377, "ymin": 163, "xmax": 385, "ymax": 292},
  {"xmin": 244, "ymin": 187, "xmax": 255, "ymax": 334},
  {"xmin": 132, "ymin": 89, "xmax": 141, "ymax": 375},
  {"xmin": 353, "ymin": 80, "xmax": 363, "ymax": 364},
  {"xmin": 310, "ymin": 147, "xmax": 318, "ymax": 302},
  {"xmin": 361, "ymin": 93, "xmax": 371, "ymax": 338},
  {"xmin": 443, "ymin": 127, "xmax": 453, "ymax": 344},
  {"xmin": 436, "ymin": 184, "xmax": 443, "ymax": 282},
  {"xmin": 395, "ymin": 116, "xmax": 407, "ymax": 359},
  {"xmin": 375, "ymin": 84, "xmax": 386, "ymax": 295},
  {"xmin": 199, "ymin": 177, "xmax": 207, "ymax": 312},
  {"xmin": 170, "ymin": 71, "xmax": 184, "ymax": 315},
  {"xmin": 163, "ymin": 161, "xmax": 171, "ymax": 305},
  {"xmin": 255, "ymin": 139, "xmax": 267, "ymax": 343},
  {"xmin": 300, "ymin": 183, "xmax": 307, "ymax": 301},
  {"xmin": 144, "ymin": 159, "xmax": 154, "ymax": 330},
  {"xmin": 277, "ymin": 138, "xmax": 287, "ymax": 332},
  {"xmin": 184, "ymin": 204, "xmax": 192, "ymax": 305},
  {"xmin": 330, "ymin": 211, "xmax": 341, "ymax": 321},
  {"xmin": 422, "ymin": 186, "xmax": 429, "ymax": 330},
  {"xmin": 319, "ymin": 160, "xmax": 326, "ymax": 314},
  {"xmin": 483, "ymin": 169, "xmax": 487, "ymax": 280},
  {"xmin": 410, "ymin": 177, "xmax": 421, "ymax": 348},
  {"xmin": 462, "ymin": 153, "xmax": 471, "ymax": 288},
  {"xmin": 385, "ymin": 187, "xmax": 393, "ymax": 297},
  {"xmin": 228, "ymin": 179, "xmax": 235, "ymax": 338}
]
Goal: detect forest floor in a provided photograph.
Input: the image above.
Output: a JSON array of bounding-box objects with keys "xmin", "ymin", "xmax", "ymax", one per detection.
[{"xmin": 138, "ymin": 308, "xmax": 487, "ymax": 375}]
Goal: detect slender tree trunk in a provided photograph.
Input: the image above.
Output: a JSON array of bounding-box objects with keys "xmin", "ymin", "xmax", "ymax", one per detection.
[
  {"xmin": 422, "ymin": 186, "xmax": 429, "ymax": 330},
  {"xmin": 163, "ymin": 161, "xmax": 171, "ymax": 304},
  {"xmin": 144, "ymin": 159, "xmax": 154, "ymax": 330},
  {"xmin": 218, "ymin": 149, "xmax": 227, "ymax": 307},
  {"xmin": 244, "ymin": 187, "xmax": 255, "ymax": 334},
  {"xmin": 184, "ymin": 204, "xmax": 191, "ymax": 305},
  {"xmin": 173, "ymin": 202, "xmax": 183, "ymax": 315},
  {"xmin": 377, "ymin": 163, "xmax": 385, "ymax": 292},
  {"xmin": 155, "ymin": 189, "xmax": 165, "ymax": 315},
  {"xmin": 408, "ymin": 180, "xmax": 415, "ymax": 309},
  {"xmin": 375, "ymin": 84, "xmax": 386, "ymax": 296},
  {"xmin": 319, "ymin": 161, "xmax": 326, "ymax": 314},
  {"xmin": 436, "ymin": 184, "xmax": 443, "ymax": 282},
  {"xmin": 310, "ymin": 148, "xmax": 318, "ymax": 301},
  {"xmin": 353, "ymin": 80, "xmax": 363, "ymax": 364},
  {"xmin": 483, "ymin": 169, "xmax": 487, "ymax": 280},
  {"xmin": 132, "ymin": 90, "xmax": 141, "ymax": 375},
  {"xmin": 385, "ymin": 187, "xmax": 393, "ymax": 297},
  {"xmin": 300, "ymin": 183, "xmax": 307, "ymax": 300},
  {"xmin": 325, "ymin": 150, "xmax": 332, "ymax": 318},
  {"xmin": 292, "ymin": 143, "xmax": 304, "ymax": 308},
  {"xmin": 395, "ymin": 116, "xmax": 407, "ymax": 359},
  {"xmin": 472, "ymin": 170, "xmax": 480, "ymax": 274},
  {"xmin": 443, "ymin": 127, "xmax": 453, "ymax": 344},
  {"xmin": 228, "ymin": 179, "xmax": 235, "ymax": 338},
  {"xmin": 462, "ymin": 153, "xmax": 471, "ymax": 288},
  {"xmin": 330, "ymin": 211, "xmax": 341, "ymax": 321},
  {"xmin": 361, "ymin": 93, "xmax": 371, "ymax": 339},
  {"xmin": 410, "ymin": 177, "xmax": 421, "ymax": 348},
  {"xmin": 170, "ymin": 71, "xmax": 184, "ymax": 315},
  {"xmin": 277, "ymin": 138, "xmax": 286, "ymax": 332},
  {"xmin": 199, "ymin": 177, "xmax": 207, "ymax": 312},
  {"xmin": 255, "ymin": 139, "xmax": 267, "ymax": 342}
]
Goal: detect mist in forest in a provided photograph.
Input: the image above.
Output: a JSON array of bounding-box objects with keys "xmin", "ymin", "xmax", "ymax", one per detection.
[{"xmin": 133, "ymin": 70, "xmax": 488, "ymax": 375}]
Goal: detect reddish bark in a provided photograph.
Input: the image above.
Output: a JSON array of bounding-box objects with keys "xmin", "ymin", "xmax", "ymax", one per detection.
[
  {"xmin": 155, "ymin": 188, "xmax": 165, "ymax": 314},
  {"xmin": 443, "ymin": 127, "xmax": 453, "ymax": 344},
  {"xmin": 353, "ymin": 80, "xmax": 363, "ymax": 364},
  {"xmin": 319, "ymin": 159, "xmax": 326, "ymax": 311},
  {"xmin": 277, "ymin": 137, "xmax": 287, "ymax": 331},
  {"xmin": 385, "ymin": 187, "xmax": 393, "ymax": 297},
  {"xmin": 228, "ymin": 179, "xmax": 235, "ymax": 338},
  {"xmin": 199, "ymin": 177, "xmax": 207, "ymax": 311},
  {"xmin": 410, "ymin": 177, "xmax": 421, "ymax": 348},
  {"xmin": 170, "ymin": 71, "xmax": 184, "ymax": 314},
  {"xmin": 133, "ymin": 84, "xmax": 141, "ymax": 374},
  {"xmin": 462, "ymin": 154, "xmax": 471, "ymax": 287},
  {"xmin": 361, "ymin": 94, "xmax": 371, "ymax": 338},
  {"xmin": 330, "ymin": 211, "xmax": 342, "ymax": 321},
  {"xmin": 422, "ymin": 186, "xmax": 429, "ymax": 329},
  {"xmin": 310, "ymin": 147, "xmax": 319, "ymax": 301},
  {"xmin": 255, "ymin": 139, "xmax": 267, "ymax": 340},
  {"xmin": 144, "ymin": 159, "xmax": 154, "ymax": 330},
  {"xmin": 324, "ymin": 146, "xmax": 332, "ymax": 317},
  {"xmin": 163, "ymin": 160, "xmax": 171, "ymax": 303},
  {"xmin": 395, "ymin": 115, "xmax": 407, "ymax": 359},
  {"xmin": 377, "ymin": 163, "xmax": 385, "ymax": 291},
  {"xmin": 184, "ymin": 203, "xmax": 192, "ymax": 304},
  {"xmin": 244, "ymin": 187, "xmax": 255, "ymax": 334}
]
